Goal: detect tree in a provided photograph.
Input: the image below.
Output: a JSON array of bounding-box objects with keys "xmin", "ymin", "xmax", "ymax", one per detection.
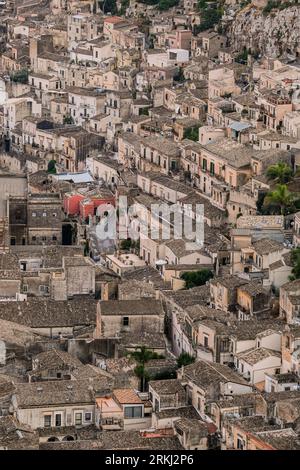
[
  {"xmin": 139, "ymin": 107, "xmax": 149, "ymax": 116},
  {"xmin": 84, "ymin": 240, "xmax": 89, "ymax": 256},
  {"xmin": 103, "ymin": 0, "xmax": 117, "ymax": 14},
  {"xmin": 196, "ymin": 1, "xmax": 223, "ymax": 32},
  {"xmin": 129, "ymin": 346, "xmax": 163, "ymax": 391},
  {"xmin": 256, "ymin": 190, "xmax": 268, "ymax": 214},
  {"xmin": 119, "ymin": 0, "xmax": 129, "ymax": 14},
  {"xmin": 266, "ymin": 161, "xmax": 293, "ymax": 184},
  {"xmin": 138, "ymin": 0, "xmax": 159, "ymax": 4},
  {"xmin": 63, "ymin": 115, "xmax": 74, "ymax": 125},
  {"xmin": 134, "ymin": 364, "xmax": 150, "ymax": 391},
  {"xmin": 47, "ymin": 160, "xmax": 56, "ymax": 174},
  {"xmin": 174, "ymin": 67, "xmax": 185, "ymax": 83},
  {"xmin": 263, "ymin": 184, "xmax": 299, "ymax": 215},
  {"xmin": 10, "ymin": 68, "xmax": 28, "ymax": 84},
  {"xmin": 120, "ymin": 238, "xmax": 132, "ymax": 250},
  {"xmin": 177, "ymin": 352, "xmax": 195, "ymax": 368},
  {"xmin": 290, "ymin": 248, "xmax": 300, "ymax": 280},
  {"xmin": 180, "ymin": 269, "xmax": 213, "ymax": 289},
  {"xmin": 152, "ymin": 369, "xmax": 177, "ymax": 380},
  {"xmin": 236, "ymin": 47, "xmax": 249, "ymax": 64},
  {"xmin": 183, "ymin": 127, "xmax": 200, "ymax": 142},
  {"xmin": 262, "ymin": 0, "xmax": 279, "ymax": 15},
  {"xmin": 158, "ymin": 0, "xmax": 179, "ymax": 10}
]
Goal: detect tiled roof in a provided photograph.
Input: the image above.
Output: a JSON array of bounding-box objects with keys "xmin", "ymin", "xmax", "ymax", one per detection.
[{"xmin": 113, "ymin": 389, "xmax": 143, "ymax": 404}]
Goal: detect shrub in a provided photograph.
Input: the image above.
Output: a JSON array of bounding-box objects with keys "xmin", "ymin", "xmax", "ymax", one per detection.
[
  {"xmin": 47, "ymin": 160, "xmax": 56, "ymax": 174},
  {"xmin": 180, "ymin": 269, "xmax": 214, "ymax": 289}
]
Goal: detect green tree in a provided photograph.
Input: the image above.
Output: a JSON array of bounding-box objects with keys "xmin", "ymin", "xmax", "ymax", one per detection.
[
  {"xmin": 10, "ymin": 68, "xmax": 28, "ymax": 84},
  {"xmin": 174, "ymin": 66, "xmax": 185, "ymax": 83},
  {"xmin": 236, "ymin": 47, "xmax": 249, "ymax": 64},
  {"xmin": 129, "ymin": 346, "xmax": 163, "ymax": 391},
  {"xmin": 180, "ymin": 269, "xmax": 213, "ymax": 289},
  {"xmin": 63, "ymin": 114, "xmax": 74, "ymax": 125},
  {"xmin": 198, "ymin": 0, "xmax": 207, "ymax": 9},
  {"xmin": 139, "ymin": 0, "xmax": 159, "ymax": 4},
  {"xmin": 183, "ymin": 127, "xmax": 200, "ymax": 142},
  {"xmin": 120, "ymin": 238, "xmax": 132, "ymax": 250},
  {"xmin": 266, "ymin": 161, "xmax": 293, "ymax": 184},
  {"xmin": 84, "ymin": 240, "xmax": 89, "ymax": 256},
  {"xmin": 196, "ymin": 2, "xmax": 223, "ymax": 32},
  {"xmin": 119, "ymin": 0, "xmax": 129, "ymax": 14},
  {"xmin": 177, "ymin": 352, "xmax": 195, "ymax": 368},
  {"xmin": 263, "ymin": 184, "xmax": 299, "ymax": 215},
  {"xmin": 256, "ymin": 190, "xmax": 268, "ymax": 214},
  {"xmin": 158, "ymin": 0, "xmax": 179, "ymax": 10},
  {"xmin": 290, "ymin": 248, "xmax": 300, "ymax": 280},
  {"xmin": 139, "ymin": 107, "xmax": 149, "ymax": 116},
  {"xmin": 152, "ymin": 369, "xmax": 177, "ymax": 380},
  {"xmin": 262, "ymin": 0, "xmax": 279, "ymax": 15},
  {"xmin": 47, "ymin": 160, "xmax": 56, "ymax": 174},
  {"xmin": 103, "ymin": 0, "xmax": 117, "ymax": 14}
]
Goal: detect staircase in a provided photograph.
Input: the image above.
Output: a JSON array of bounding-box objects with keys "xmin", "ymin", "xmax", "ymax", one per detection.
[{"xmin": 283, "ymin": 229, "xmax": 293, "ymax": 244}]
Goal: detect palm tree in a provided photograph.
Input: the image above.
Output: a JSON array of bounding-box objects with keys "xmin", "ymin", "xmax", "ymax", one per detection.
[
  {"xmin": 129, "ymin": 346, "xmax": 163, "ymax": 392},
  {"xmin": 263, "ymin": 184, "xmax": 299, "ymax": 215},
  {"xmin": 266, "ymin": 161, "xmax": 293, "ymax": 184}
]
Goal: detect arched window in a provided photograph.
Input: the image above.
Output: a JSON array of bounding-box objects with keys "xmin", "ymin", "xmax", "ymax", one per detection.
[
  {"xmin": 62, "ymin": 435, "xmax": 74, "ymax": 441},
  {"xmin": 47, "ymin": 437, "xmax": 59, "ymax": 442}
]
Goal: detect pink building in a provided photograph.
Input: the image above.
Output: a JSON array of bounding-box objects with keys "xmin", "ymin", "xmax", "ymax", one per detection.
[{"xmin": 64, "ymin": 192, "xmax": 115, "ymax": 219}]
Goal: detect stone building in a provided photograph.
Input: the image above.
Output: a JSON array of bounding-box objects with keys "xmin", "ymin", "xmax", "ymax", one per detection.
[{"xmin": 27, "ymin": 193, "xmax": 62, "ymax": 245}]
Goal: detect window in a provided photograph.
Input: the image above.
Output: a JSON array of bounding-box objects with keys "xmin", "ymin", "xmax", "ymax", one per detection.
[
  {"xmin": 203, "ymin": 334, "xmax": 209, "ymax": 348},
  {"xmin": 15, "ymin": 209, "xmax": 22, "ymax": 220},
  {"xmin": 124, "ymin": 406, "xmax": 142, "ymax": 419},
  {"xmin": 237, "ymin": 435, "xmax": 245, "ymax": 450},
  {"xmin": 32, "ymin": 212, "xmax": 36, "ymax": 217},
  {"xmin": 220, "ymin": 339, "xmax": 229, "ymax": 352},
  {"xmin": 44, "ymin": 415, "xmax": 51, "ymax": 427},
  {"xmin": 10, "ymin": 237, "xmax": 16, "ymax": 246},
  {"xmin": 39, "ymin": 285, "xmax": 49, "ymax": 294},
  {"xmin": 75, "ymin": 412, "xmax": 82, "ymax": 426},
  {"xmin": 32, "ymin": 236, "xmax": 36, "ymax": 242},
  {"xmin": 52, "ymin": 236, "xmax": 57, "ymax": 241},
  {"xmin": 122, "ymin": 316, "xmax": 129, "ymax": 326},
  {"xmin": 43, "ymin": 212, "xmax": 47, "ymax": 217},
  {"xmin": 55, "ymin": 414, "xmax": 62, "ymax": 427},
  {"xmin": 84, "ymin": 412, "xmax": 92, "ymax": 422},
  {"xmin": 23, "ymin": 284, "xmax": 28, "ymax": 293}
]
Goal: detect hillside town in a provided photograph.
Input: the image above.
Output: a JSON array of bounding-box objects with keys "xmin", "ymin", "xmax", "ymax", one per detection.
[{"xmin": 0, "ymin": 0, "xmax": 300, "ymax": 452}]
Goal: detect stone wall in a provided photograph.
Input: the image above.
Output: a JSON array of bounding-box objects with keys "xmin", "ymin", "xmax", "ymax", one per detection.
[{"xmin": 227, "ymin": 6, "xmax": 300, "ymax": 58}]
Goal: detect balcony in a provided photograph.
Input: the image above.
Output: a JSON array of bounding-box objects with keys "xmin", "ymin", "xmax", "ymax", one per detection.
[
  {"xmin": 99, "ymin": 418, "xmax": 123, "ymax": 431},
  {"xmin": 241, "ymin": 257, "xmax": 254, "ymax": 265}
]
